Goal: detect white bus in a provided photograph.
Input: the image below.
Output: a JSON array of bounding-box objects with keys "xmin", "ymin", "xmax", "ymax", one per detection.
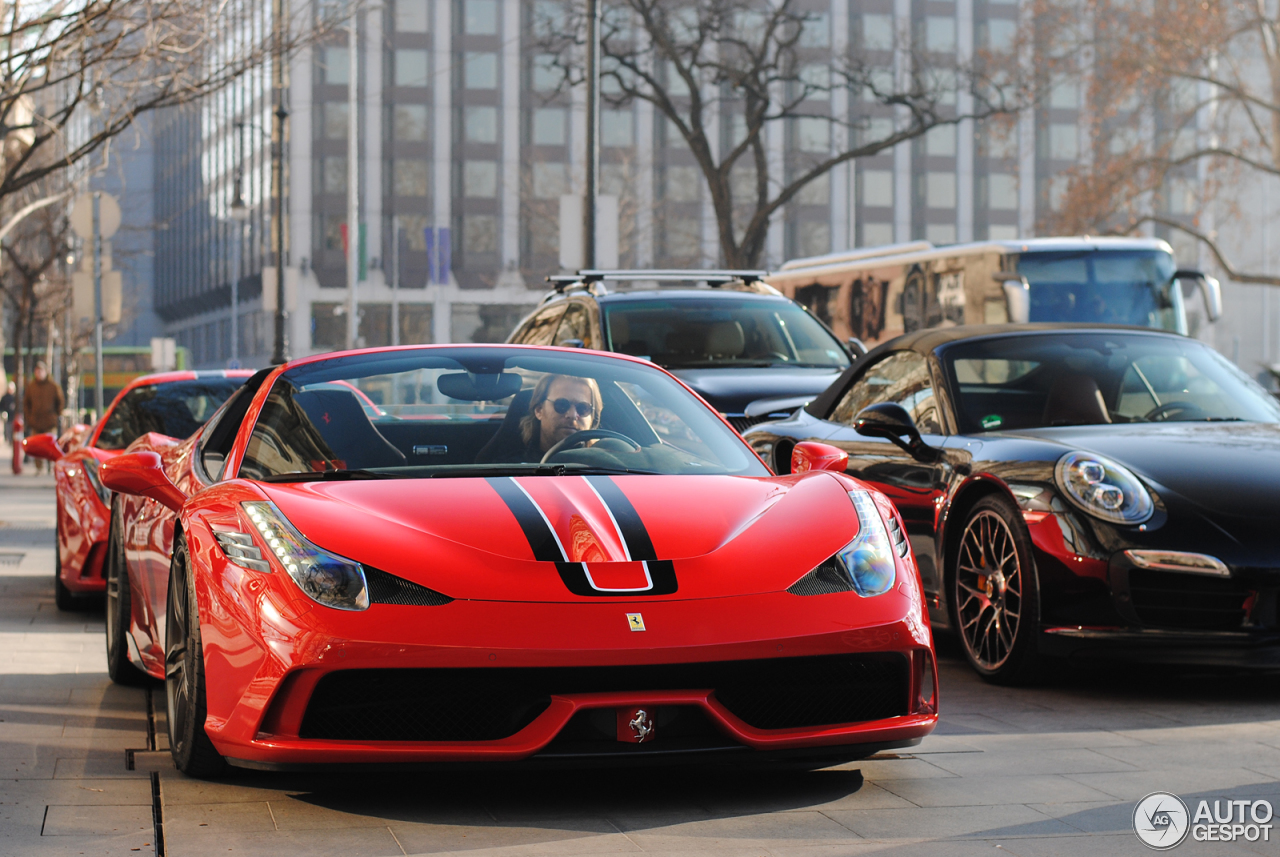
[{"xmin": 768, "ymin": 237, "xmax": 1223, "ymax": 353}]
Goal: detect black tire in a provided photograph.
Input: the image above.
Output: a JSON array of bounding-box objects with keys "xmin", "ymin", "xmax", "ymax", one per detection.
[
  {"xmin": 166, "ymin": 534, "xmax": 226, "ymax": 778},
  {"xmin": 948, "ymin": 494, "xmax": 1041, "ymax": 685},
  {"xmin": 105, "ymin": 500, "xmax": 148, "ymax": 686}
]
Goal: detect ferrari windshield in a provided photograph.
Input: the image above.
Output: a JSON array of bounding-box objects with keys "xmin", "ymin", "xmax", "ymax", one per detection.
[
  {"xmin": 942, "ymin": 332, "xmax": 1280, "ymax": 433},
  {"xmin": 97, "ymin": 379, "xmax": 245, "ymax": 450},
  {"xmin": 237, "ymin": 347, "xmax": 771, "ymax": 480},
  {"xmin": 601, "ymin": 297, "xmax": 849, "ymax": 369}
]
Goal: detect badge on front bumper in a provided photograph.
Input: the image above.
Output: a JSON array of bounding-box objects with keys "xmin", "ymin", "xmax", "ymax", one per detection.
[
  {"xmin": 617, "ymin": 707, "xmax": 655, "ymax": 743},
  {"xmin": 627, "ymin": 612, "xmax": 645, "ymax": 631}
]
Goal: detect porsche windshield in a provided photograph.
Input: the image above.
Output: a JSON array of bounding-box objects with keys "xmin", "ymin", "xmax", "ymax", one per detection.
[
  {"xmin": 943, "ymin": 333, "xmax": 1280, "ymax": 434},
  {"xmin": 1018, "ymin": 250, "xmax": 1183, "ymax": 331},
  {"xmin": 237, "ymin": 348, "xmax": 771, "ymax": 480},
  {"xmin": 601, "ymin": 298, "xmax": 849, "ymax": 368}
]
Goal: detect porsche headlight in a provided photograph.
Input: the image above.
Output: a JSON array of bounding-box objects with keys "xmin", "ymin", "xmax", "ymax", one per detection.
[
  {"xmin": 1054, "ymin": 451, "xmax": 1153, "ymax": 526},
  {"xmin": 241, "ymin": 501, "xmax": 370, "ymax": 611}
]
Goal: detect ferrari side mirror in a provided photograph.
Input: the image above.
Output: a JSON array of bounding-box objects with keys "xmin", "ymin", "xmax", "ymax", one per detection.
[
  {"xmin": 22, "ymin": 433, "xmax": 63, "ymax": 461},
  {"xmin": 854, "ymin": 403, "xmax": 940, "ymax": 462},
  {"xmin": 791, "ymin": 441, "xmax": 849, "ymax": 474},
  {"xmin": 100, "ymin": 451, "xmax": 189, "ymax": 512}
]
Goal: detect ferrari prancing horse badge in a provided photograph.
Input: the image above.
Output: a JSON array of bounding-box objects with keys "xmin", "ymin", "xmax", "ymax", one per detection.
[{"xmin": 627, "ymin": 612, "xmax": 645, "ymax": 631}]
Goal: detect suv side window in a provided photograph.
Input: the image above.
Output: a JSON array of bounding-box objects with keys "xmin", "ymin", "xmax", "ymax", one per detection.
[
  {"xmin": 553, "ymin": 302, "xmax": 594, "ymax": 348},
  {"xmin": 512, "ymin": 304, "xmax": 568, "ymax": 346},
  {"xmin": 830, "ymin": 351, "xmax": 942, "ymax": 434}
]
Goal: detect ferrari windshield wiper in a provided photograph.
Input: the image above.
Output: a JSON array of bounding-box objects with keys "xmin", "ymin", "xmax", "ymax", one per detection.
[{"xmin": 258, "ymin": 469, "xmax": 397, "ymax": 482}]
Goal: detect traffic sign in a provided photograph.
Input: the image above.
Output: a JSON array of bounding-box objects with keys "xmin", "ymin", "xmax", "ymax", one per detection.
[{"xmin": 69, "ymin": 193, "xmax": 120, "ymax": 240}]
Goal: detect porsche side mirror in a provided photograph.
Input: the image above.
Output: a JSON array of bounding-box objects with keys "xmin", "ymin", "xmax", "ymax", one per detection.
[
  {"xmin": 22, "ymin": 433, "xmax": 63, "ymax": 461},
  {"xmin": 791, "ymin": 441, "xmax": 849, "ymax": 474},
  {"xmin": 100, "ymin": 451, "xmax": 188, "ymax": 512},
  {"xmin": 854, "ymin": 403, "xmax": 940, "ymax": 462},
  {"xmin": 846, "ymin": 337, "xmax": 868, "ymax": 359}
]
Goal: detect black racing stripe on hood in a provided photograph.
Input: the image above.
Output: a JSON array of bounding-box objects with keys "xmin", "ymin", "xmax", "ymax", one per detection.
[
  {"xmin": 585, "ymin": 475, "xmax": 657, "ymax": 562},
  {"xmin": 486, "ymin": 477, "xmax": 565, "ymax": 562}
]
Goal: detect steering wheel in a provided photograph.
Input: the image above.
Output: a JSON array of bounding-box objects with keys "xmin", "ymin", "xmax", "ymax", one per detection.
[
  {"xmin": 541, "ymin": 429, "xmax": 642, "ymax": 463},
  {"xmin": 1143, "ymin": 400, "xmax": 1207, "ymax": 422}
]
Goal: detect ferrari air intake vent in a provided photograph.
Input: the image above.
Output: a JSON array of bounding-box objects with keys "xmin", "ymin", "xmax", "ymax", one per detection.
[
  {"xmin": 886, "ymin": 512, "xmax": 909, "ymax": 558},
  {"xmin": 787, "ymin": 556, "xmax": 855, "ymax": 596},
  {"xmin": 364, "ymin": 567, "xmax": 453, "ymax": 606},
  {"xmin": 297, "ymin": 654, "xmax": 910, "ymax": 743}
]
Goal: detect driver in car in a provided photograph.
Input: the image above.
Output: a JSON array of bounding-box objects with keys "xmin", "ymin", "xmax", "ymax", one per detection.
[{"xmin": 520, "ymin": 374, "xmax": 604, "ymax": 461}]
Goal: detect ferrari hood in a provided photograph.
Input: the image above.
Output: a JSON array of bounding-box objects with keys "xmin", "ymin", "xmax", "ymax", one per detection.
[{"xmin": 259, "ymin": 473, "xmax": 860, "ymax": 602}]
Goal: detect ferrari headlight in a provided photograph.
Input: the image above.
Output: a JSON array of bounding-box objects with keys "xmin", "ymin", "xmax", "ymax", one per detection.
[
  {"xmin": 837, "ymin": 491, "xmax": 898, "ymax": 597},
  {"xmin": 1054, "ymin": 451, "xmax": 1153, "ymax": 526},
  {"xmin": 241, "ymin": 501, "xmax": 370, "ymax": 611}
]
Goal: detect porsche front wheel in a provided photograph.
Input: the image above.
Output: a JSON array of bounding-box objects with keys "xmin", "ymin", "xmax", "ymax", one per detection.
[
  {"xmin": 165, "ymin": 534, "xmax": 225, "ymax": 778},
  {"xmin": 105, "ymin": 501, "xmax": 147, "ymax": 686},
  {"xmin": 950, "ymin": 495, "xmax": 1040, "ymax": 685}
]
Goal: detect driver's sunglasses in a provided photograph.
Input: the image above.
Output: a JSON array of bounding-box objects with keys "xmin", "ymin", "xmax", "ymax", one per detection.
[{"xmin": 550, "ymin": 397, "xmax": 595, "ymax": 418}]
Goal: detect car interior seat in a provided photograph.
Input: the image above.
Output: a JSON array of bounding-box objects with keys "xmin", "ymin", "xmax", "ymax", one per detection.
[
  {"xmin": 292, "ymin": 388, "xmax": 407, "ymax": 469},
  {"xmin": 474, "ymin": 388, "xmax": 535, "ymax": 463},
  {"xmin": 1041, "ymin": 373, "xmax": 1112, "ymax": 426},
  {"xmin": 705, "ymin": 321, "xmax": 745, "ymax": 359}
]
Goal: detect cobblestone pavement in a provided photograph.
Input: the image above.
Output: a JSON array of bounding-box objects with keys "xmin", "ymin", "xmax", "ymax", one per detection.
[{"xmin": 2, "ymin": 470, "xmax": 1279, "ymax": 856}]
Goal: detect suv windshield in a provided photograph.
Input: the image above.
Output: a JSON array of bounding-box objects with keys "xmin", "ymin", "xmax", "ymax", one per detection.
[
  {"xmin": 943, "ymin": 333, "xmax": 1280, "ymax": 433},
  {"xmin": 237, "ymin": 348, "xmax": 771, "ymax": 481},
  {"xmin": 601, "ymin": 298, "xmax": 849, "ymax": 369},
  {"xmin": 97, "ymin": 379, "xmax": 246, "ymax": 450},
  {"xmin": 1019, "ymin": 250, "xmax": 1182, "ymax": 330}
]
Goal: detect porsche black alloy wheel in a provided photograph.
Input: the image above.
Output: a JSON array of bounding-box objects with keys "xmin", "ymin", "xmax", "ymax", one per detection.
[
  {"xmin": 951, "ymin": 494, "xmax": 1040, "ymax": 684},
  {"xmin": 105, "ymin": 500, "xmax": 147, "ymax": 685},
  {"xmin": 165, "ymin": 534, "xmax": 225, "ymax": 778}
]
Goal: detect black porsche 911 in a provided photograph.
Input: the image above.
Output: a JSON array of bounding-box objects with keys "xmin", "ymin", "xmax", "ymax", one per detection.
[{"xmin": 744, "ymin": 323, "xmax": 1280, "ymax": 683}]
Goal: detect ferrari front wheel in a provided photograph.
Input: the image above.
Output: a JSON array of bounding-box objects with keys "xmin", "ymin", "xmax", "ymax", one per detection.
[
  {"xmin": 105, "ymin": 501, "xmax": 147, "ymax": 686},
  {"xmin": 950, "ymin": 494, "xmax": 1040, "ymax": 685},
  {"xmin": 165, "ymin": 534, "xmax": 225, "ymax": 778}
]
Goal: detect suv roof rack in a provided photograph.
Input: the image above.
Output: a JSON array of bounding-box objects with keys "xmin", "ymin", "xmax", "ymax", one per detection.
[{"xmin": 546, "ymin": 269, "xmax": 771, "ymax": 293}]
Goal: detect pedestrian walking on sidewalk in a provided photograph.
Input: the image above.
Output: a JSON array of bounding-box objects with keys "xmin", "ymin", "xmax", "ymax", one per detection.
[{"xmin": 23, "ymin": 362, "xmax": 63, "ymax": 474}]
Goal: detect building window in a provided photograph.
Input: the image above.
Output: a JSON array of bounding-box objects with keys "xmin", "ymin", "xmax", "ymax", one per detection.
[
  {"xmin": 532, "ymin": 108, "xmax": 565, "ymax": 145},
  {"xmin": 322, "ymin": 102, "xmax": 348, "ymax": 139},
  {"xmin": 987, "ymin": 19, "xmax": 1016, "ymax": 51},
  {"xmin": 863, "ymin": 14, "xmax": 893, "ymax": 51},
  {"xmin": 795, "ymin": 176, "xmax": 830, "ymax": 205},
  {"xmin": 396, "ymin": 0, "xmax": 428, "ymax": 32},
  {"xmin": 393, "ymin": 158, "xmax": 429, "ymax": 195},
  {"xmin": 312, "ymin": 303, "xmax": 345, "ymax": 349},
  {"xmin": 463, "ymin": 160, "xmax": 497, "ymax": 197},
  {"xmin": 797, "ymin": 222, "xmax": 830, "ymax": 257},
  {"xmin": 926, "ymin": 172, "xmax": 956, "ymax": 208},
  {"xmin": 393, "ymin": 104, "xmax": 428, "ymax": 141},
  {"xmin": 925, "ymin": 16, "xmax": 955, "ymax": 53},
  {"xmin": 395, "ymin": 49, "xmax": 429, "ymax": 86},
  {"xmin": 464, "ymin": 52, "xmax": 498, "ymax": 89},
  {"xmin": 600, "ymin": 109, "xmax": 633, "ymax": 147},
  {"xmin": 528, "ymin": 213, "xmax": 558, "ymax": 255},
  {"xmin": 465, "ymin": 0, "xmax": 497, "ymax": 34},
  {"xmin": 926, "ymin": 224, "xmax": 956, "ymax": 244},
  {"xmin": 464, "ymin": 106, "xmax": 498, "ymax": 143},
  {"xmin": 861, "ymin": 170, "xmax": 893, "ymax": 207},
  {"xmin": 322, "ymin": 156, "xmax": 347, "ymax": 194},
  {"xmin": 664, "ymin": 217, "xmax": 699, "ymax": 258},
  {"xmin": 798, "ymin": 64, "xmax": 829, "ymax": 101},
  {"xmin": 863, "ymin": 222, "xmax": 893, "ymax": 245},
  {"xmin": 463, "ymin": 214, "xmax": 498, "ymax": 253},
  {"xmin": 323, "ymin": 48, "xmax": 349, "ymax": 85},
  {"xmin": 926, "ymin": 125, "xmax": 956, "ymax": 157},
  {"xmin": 988, "ymin": 173, "xmax": 1018, "ymax": 210},
  {"xmin": 795, "ymin": 117, "xmax": 829, "ymax": 153},
  {"xmin": 1049, "ymin": 123, "xmax": 1078, "ymax": 160},
  {"xmin": 665, "ymin": 165, "xmax": 700, "ymax": 202},
  {"xmin": 531, "ymin": 162, "xmax": 567, "ymax": 198},
  {"xmin": 532, "ymin": 54, "xmax": 561, "ymax": 92}
]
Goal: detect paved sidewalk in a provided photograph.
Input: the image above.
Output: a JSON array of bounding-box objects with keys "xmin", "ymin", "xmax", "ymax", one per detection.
[{"xmin": 3, "ymin": 471, "xmax": 1280, "ymax": 856}]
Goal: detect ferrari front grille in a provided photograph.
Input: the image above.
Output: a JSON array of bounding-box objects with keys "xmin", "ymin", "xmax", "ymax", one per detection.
[
  {"xmin": 1129, "ymin": 568, "xmax": 1251, "ymax": 631},
  {"xmin": 787, "ymin": 557, "xmax": 855, "ymax": 596},
  {"xmin": 297, "ymin": 654, "xmax": 910, "ymax": 742},
  {"xmin": 364, "ymin": 567, "xmax": 453, "ymax": 606}
]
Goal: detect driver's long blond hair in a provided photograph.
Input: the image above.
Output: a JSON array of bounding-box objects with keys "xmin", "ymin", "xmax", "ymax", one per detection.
[{"xmin": 520, "ymin": 374, "xmax": 603, "ymax": 446}]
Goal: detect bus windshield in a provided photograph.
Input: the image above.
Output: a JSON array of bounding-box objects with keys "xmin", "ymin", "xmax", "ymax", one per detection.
[{"xmin": 1017, "ymin": 250, "xmax": 1183, "ymax": 332}]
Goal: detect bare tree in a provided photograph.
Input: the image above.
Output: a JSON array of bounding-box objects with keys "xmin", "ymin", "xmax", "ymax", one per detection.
[
  {"xmin": 539, "ymin": 0, "xmax": 1031, "ymax": 267},
  {"xmin": 1042, "ymin": 0, "xmax": 1280, "ymax": 286}
]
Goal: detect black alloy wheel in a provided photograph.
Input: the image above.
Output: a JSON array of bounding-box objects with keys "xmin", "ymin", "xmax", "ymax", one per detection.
[
  {"xmin": 949, "ymin": 494, "xmax": 1041, "ymax": 685},
  {"xmin": 165, "ymin": 534, "xmax": 226, "ymax": 778},
  {"xmin": 104, "ymin": 499, "xmax": 147, "ymax": 685}
]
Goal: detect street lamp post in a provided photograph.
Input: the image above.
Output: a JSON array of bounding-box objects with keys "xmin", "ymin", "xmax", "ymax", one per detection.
[
  {"xmin": 584, "ymin": 0, "xmax": 601, "ymax": 268},
  {"xmin": 229, "ymin": 122, "xmax": 251, "ymax": 369}
]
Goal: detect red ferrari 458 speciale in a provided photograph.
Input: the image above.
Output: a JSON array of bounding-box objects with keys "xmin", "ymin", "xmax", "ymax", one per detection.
[
  {"xmin": 100, "ymin": 345, "xmax": 937, "ymax": 777},
  {"xmin": 22, "ymin": 370, "xmax": 250, "ymax": 610}
]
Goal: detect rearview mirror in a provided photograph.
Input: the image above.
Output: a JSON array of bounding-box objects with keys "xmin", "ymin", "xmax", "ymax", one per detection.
[
  {"xmin": 436, "ymin": 372, "xmax": 523, "ymax": 401},
  {"xmin": 21, "ymin": 433, "xmax": 62, "ymax": 461},
  {"xmin": 1175, "ymin": 269, "xmax": 1223, "ymax": 322},
  {"xmin": 100, "ymin": 451, "xmax": 188, "ymax": 512},
  {"xmin": 791, "ymin": 441, "xmax": 849, "ymax": 474},
  {"xmin": 854, "ymin": 403, "xmax": 939, "ymax": 462}
]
